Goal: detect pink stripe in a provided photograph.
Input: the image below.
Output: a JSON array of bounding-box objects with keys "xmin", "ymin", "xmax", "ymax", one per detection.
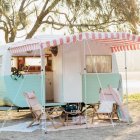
[
  {"xmin": 113, "ymin": 46, "xmax": 118, "ymax": 52},
  {"xmin": 119, "ymin": 46, "xmax": 122, "ymax": 51},
  {"xmin": 46, "ymin": 41, "xmax": 50, "ymax": 47},
  {"xmin": 40, "ymin": 43, "xmax": 43, "ymax": 49},
  {"xmin": 115, "ymin": 46, "xmax": 119, "ymax": 52},
  {"xmin": 53, "ymin": 40, "xmax": 57, "ymax": 46},
  {"xmin": 111, "ymin": 47, "xmax": 116, "ymax": 52},
  {"xmin": 66, "ymin": 36, "xmax": 70, "ymax": 43},
  {"xmin": 73, "ymin": 35, "xmax": 77, "ymax": 43},
  {"xmin": 132, "ymin": 35, "xmax": 136, "ymax": 41},
  {"xmin": 137, "ymin": 37, "xmax": 140, "ymax": 42},
  {"xmin": 130, "ymin": 45, "xmax": 133, "ymax": 50},
  {"xmin": 115, "ymin": 47, "xmax": 119, "ymax": 52},
  {"xmin": 60, "ymin": 38, "xmax": 63, "ymax": 45}
]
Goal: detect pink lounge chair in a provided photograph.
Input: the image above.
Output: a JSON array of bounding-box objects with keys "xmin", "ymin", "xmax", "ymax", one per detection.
[
  {"xmin": 92, "ymin": 87, "xmax": 119, "ymax": 124},
  {"xmin": 24, "ymin": 91, "xmax": 65, "ymax": 129},
  {"xmin": 100, "ymin": 86, "xmax": 130, "ymax": 122}
]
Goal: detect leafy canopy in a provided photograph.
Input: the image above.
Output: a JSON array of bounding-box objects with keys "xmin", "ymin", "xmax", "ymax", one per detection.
[{"xmin": 0, "ymin": 0, "xmax": 139, "ymax": 43}]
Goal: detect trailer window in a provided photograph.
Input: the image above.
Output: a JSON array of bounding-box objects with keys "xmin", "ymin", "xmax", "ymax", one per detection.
[
  {"xmin": 11, "ymin": 55, "xmax": 52, "ymax": 73},
  {"xmin": 86, "ymin": 55, "xmax": 112, "ymax": 73},
  {"xmin": 0, "ymin": 56, "xmax": 2, "ymax": 75},
  {"xmin": 25, "ymin": 57, "xmax": 41, "ymax": 66}
]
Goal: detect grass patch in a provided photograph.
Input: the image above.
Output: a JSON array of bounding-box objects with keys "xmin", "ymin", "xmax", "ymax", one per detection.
[{"xmin": 124, "ymin": 93, "xmax": 140, "ymax": 101}]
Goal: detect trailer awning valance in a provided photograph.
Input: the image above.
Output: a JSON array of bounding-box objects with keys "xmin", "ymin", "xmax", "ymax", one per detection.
[{"xmin": 9, "ymin": 32, "xmax": 140, "ymax": 54}]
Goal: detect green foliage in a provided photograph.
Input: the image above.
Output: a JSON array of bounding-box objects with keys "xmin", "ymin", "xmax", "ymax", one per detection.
[
  {"xmin": 0, "ymin": 0, "xmax": 140, "ymax": 43},
  {"xmin": 0, "ymin": 0, "xmax": 10, "ymax": 12}
]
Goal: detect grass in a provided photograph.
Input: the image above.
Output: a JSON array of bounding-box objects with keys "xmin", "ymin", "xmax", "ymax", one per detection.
[{"xmin": 124, "ymin": 93, "xmax": 140, "ymax": 101}]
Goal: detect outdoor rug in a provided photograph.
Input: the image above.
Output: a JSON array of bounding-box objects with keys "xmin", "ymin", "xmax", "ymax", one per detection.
[{"xmin": 0, "ymin": 121, "xmax": 116, "ymax": 132}]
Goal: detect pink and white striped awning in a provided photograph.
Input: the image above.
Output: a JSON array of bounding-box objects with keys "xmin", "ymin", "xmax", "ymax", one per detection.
[{"xmin": 9, "ymin": 32, "xmax": 140, "ymax": 54}]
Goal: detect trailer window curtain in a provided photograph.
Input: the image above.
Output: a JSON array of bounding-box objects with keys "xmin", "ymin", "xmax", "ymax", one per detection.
[
  {"xmin": 0, "ymin": 56, "xmax": 2, "ymax": 75},
  {"xmin": 86, "ymin": 55, "xmax": 112, "ymax": 73}
]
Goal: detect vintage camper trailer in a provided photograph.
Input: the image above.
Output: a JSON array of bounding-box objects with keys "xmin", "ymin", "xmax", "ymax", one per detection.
[{"xmin": 0, "ymin": 32, "xmax": 138, "ymax": 108}]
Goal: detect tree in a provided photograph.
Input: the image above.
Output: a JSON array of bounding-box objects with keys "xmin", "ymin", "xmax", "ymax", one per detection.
[{"xmin": 0, "ymin": 0, "xmax": 140, "ymax": 43}]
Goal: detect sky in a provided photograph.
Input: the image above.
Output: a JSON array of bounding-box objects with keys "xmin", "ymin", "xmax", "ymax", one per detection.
[{"xmin": 0, "ymin": 27, "xmax": 68, "ymax": 46}]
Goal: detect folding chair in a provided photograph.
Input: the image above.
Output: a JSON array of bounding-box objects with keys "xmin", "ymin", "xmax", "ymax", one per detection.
[
  {"xmin": 92, "ymin": 101, "xmax": 114, "ymax": 124},
  {"xmin": 24, "ymin": 91, "xmax": 65, "ymax": 129},
  {"xmin": 99, "ymin": 87, "xmax": 120, "ymax": 120}
]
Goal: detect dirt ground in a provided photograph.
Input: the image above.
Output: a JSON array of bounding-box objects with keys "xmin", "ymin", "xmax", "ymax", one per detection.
[{"xmin": 0, "ymin": 101, "xmax": 140, "ymax": 140}]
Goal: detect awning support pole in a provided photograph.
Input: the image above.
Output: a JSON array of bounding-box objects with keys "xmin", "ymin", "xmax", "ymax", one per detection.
[
  {"xmin": 124, "ymin": 49, "xmax": 130, "ymax": 124},
  {"xmin": 83, "ymin": 40, "xmax": 88, "ymax": 128},
  {"xmin": 40, "ymin": 44, "xmax": 46, "ymax": 107}
]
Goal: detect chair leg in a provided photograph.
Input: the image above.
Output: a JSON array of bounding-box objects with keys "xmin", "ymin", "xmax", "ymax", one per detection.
[
  {"xmin": 79, "ymin": 115, "xmax": 82, "ymax": 125},
  {"xmin": 49, "ymin": 117, "xmax": 57, "ymax": 129},
  {"xmin": 66, "ymin": 113, "xmax": 69, "ymax": 126},
  {"xmin": 59, "ymin": 115, "xmax": 65, "ymax": 126},
  {"xmin": 109, "ymin": 113, "xmax": 114, "ymax": 127},
  {"xmin": 27, "ymin": 114, "xmax": 41, "ymax": 128},
  {"xmin": 27, "ymin": 119, "xmax": 36, "ymax": 128},
  {"xmin": 92, "ymin": 112, "xmax": 97, "ymax": 124},
  {"xmin": 46, "ymin": 112, "xmax": 57, "ymax": 129}
]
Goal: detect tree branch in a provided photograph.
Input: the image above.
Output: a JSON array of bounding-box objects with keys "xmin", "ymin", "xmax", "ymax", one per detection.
[
  {"xmin": 42, "ymin": 18, "xmax": 126, "ymax": 28},
  {"xmin": 26, "ymin": 0, "xmax": 61, "ymax": 39},
  {"xmin": 19, "ymin": 0, "xmax": 26, "ymax": 11},
  {"xmin": 24, "ymin": 0, "xmax": 39, "ymax": 9}
]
